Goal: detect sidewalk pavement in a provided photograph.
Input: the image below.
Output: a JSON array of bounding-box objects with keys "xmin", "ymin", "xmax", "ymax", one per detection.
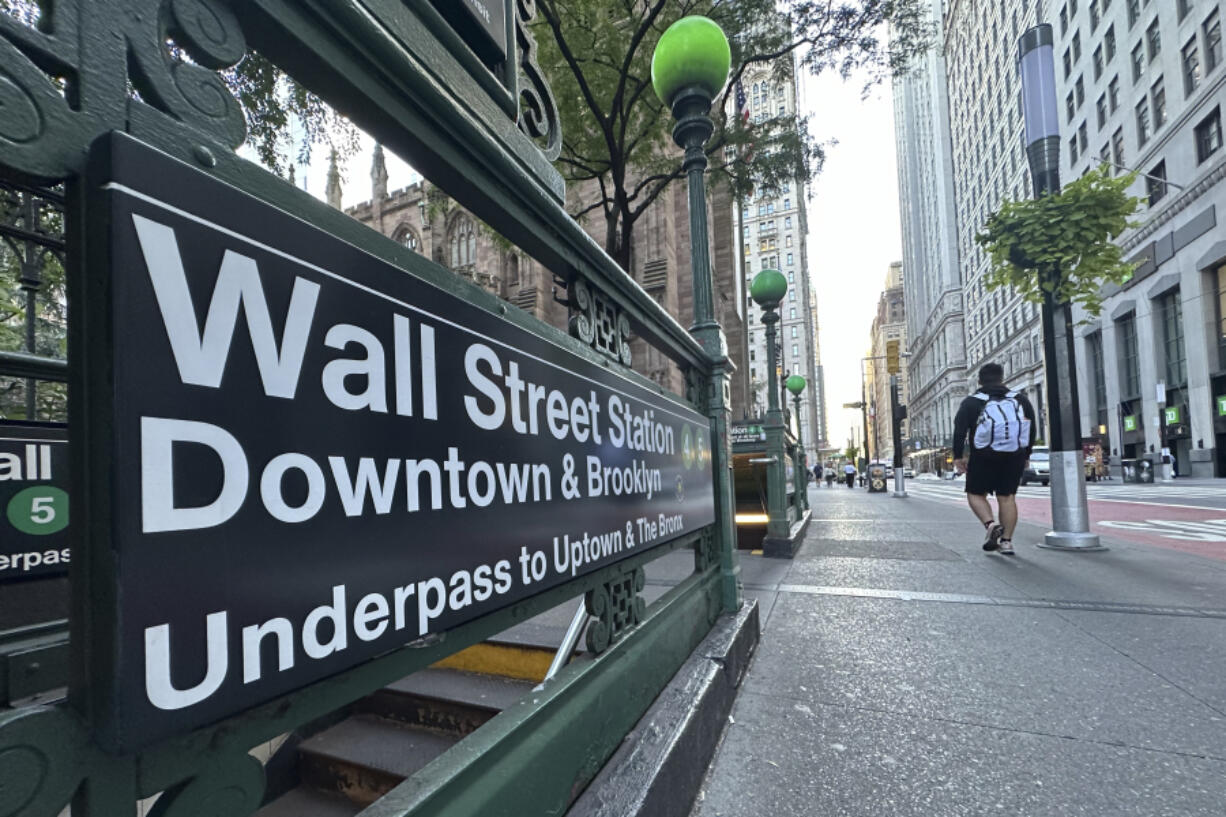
[{"xmin": 690, "ymin": 483, "xmax": 1226, "ymax": 816}]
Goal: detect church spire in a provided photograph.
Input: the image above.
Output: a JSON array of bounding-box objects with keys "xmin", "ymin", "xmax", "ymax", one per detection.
[
  {"xmin": 325, "ymin": 149, "xmax": 343, "ymax": 209},
  {"xmin": 371, "ymin": 142, "xmax": 389, "ymax": 201}
]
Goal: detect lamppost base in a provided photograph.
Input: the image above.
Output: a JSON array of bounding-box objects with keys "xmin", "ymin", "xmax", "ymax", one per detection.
[
  {"xmin": 1038, "ymin": 530, "xmax": 1107, "ymax": 551},
  {"xmin": 892, "ymin": 491, "xmax": 908, "ymax": 498}
]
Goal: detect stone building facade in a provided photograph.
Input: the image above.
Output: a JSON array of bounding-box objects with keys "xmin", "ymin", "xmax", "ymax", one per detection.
[
  {"xmin": 943, "ymin": 0, "xmax": 1049, "ymax": 433},
  {"xmin": 1057, "ymin": 0, "xmax": 1226, "ymax": 477},
  {"xmin": 866, "ymin": 262, "xmax": 909, "ymax": 463},
  {"xmin": 732, "ymin": 56, "xmax": 826, "ymax": 462},
  {"xmin": 342, "ymin": 146, "xmax": 749, "ymax": 411},
  {"xmin": 892, "ymin": 0, "xmax": 968, "ymax": 461}
]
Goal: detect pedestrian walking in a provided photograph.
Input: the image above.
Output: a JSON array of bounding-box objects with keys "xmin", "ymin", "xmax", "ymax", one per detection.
[
  {"xmin": 952, "ymin": 363, "xmax": 1037, "ymax": 556},
  {"xmin": 842, "ymin": 462, "xmax": 856, "ymax": 488},
  {"xmin": 824, "ymin": 465, "xmax": 836, "ymax": 488},
  {"xmin": 813, "ymin": 463, "xmax": 822, "ymax": 485}
]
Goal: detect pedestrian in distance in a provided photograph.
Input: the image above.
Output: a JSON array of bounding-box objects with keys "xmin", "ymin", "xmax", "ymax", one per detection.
[
  {"xmin": 843, "ymin": 462, "xmax": 856, "ymax": 488},
  {"xmin": 824, "ymin": 465, "xmax": 836, "ymax": 488},
  {"xmin": 952, "ymin": 362, "xmax": 1037, "ymax": 556},
  {"xmin": 813, "ymin": 463, "xmax": 823, "ymax": 485}
]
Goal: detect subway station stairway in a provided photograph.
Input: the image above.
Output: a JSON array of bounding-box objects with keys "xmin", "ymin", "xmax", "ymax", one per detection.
[{"xmin": 255, "ymin": 639, "xmax": 559, "ymax": 816}]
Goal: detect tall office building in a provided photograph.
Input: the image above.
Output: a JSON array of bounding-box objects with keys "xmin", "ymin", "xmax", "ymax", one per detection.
[
  {"xmin": 866, "ymin": 262, "xmax": 909, "ymax": 462},
  {"xmin": 734, "ymin": 56, "xmax": 825, "ymax": 462},
  {"xmin": 809, "ymin": 292, "xmax": 829, "ymax": 448},
  {"xmin": 944, "ymin": 0, "xmax": 1050, "ymax": 436},
  {"xmin": 1057, "ymin": 0, "xmax": 1226, "ymax": 476},
  {"xmin": 892, "ymin": 0, "xmax": 968, "ymax": 461}
]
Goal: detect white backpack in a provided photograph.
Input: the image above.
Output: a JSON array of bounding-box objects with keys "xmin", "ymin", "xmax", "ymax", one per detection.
[{"xmin": 972, "ymin": 391, "xmax": 1030, "ymax": 453}]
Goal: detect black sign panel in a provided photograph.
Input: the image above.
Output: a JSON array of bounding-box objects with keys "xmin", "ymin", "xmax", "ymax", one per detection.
[
  {"xmin": 84, "ymin": 135, "xmax": 714, "ymax": 749},
  {"xmin": 428, "ymin": 0, "xmax": 508, "ymax": 63},
  {"xmin": 0, "ymin": 422, "xmax": 69, "ymax": 581}
]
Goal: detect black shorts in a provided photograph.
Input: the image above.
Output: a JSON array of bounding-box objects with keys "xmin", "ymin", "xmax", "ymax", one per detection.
[{"xmin": 965, "ymin": 450, "xmax": 1026, "ymax": 496}]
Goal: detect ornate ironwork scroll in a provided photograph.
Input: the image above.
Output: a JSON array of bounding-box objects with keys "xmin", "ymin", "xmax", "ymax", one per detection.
[
  {"xmin": 568, "ymin": 277, "xmax": 633, "ymax": 367},
  {"xmin": 514, "ymin": 0, "xmax": 561, "ymax": 160},
  {"xmin": 584, "ymin": 565, "xmax": 646, "ymax": 654},
  {"xmin": 0, "ymin": 0, "xmax": 247, "ymax": 183},
  {"xmin": 685, "ymin": 366, "xmax": 710, "ymax": 413},
  {"xmin": 693, "ymin": 527, "xmax": 718, "ymax": 572}
]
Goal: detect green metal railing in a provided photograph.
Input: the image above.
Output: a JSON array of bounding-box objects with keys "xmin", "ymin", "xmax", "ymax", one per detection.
[{"xmin": 0, "ymin": 2, "xmax": 742, "ymax": 815}]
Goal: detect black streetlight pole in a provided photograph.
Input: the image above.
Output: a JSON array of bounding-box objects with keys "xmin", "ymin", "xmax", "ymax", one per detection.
[{"xmin": 1019, "ymin": 25, "xmax": 1103, "ymax": 550}]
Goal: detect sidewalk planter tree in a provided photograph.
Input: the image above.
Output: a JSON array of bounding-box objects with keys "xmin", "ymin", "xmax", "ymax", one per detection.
[{"xmin": 974, "ymin": 165, "xmax": 1141, "ymax": 317}]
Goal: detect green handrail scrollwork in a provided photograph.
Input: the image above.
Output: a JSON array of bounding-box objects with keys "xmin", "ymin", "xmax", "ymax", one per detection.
[
  {"xmin": 584, "ymin": 565, "xmax": 647, "ymax": 654},
  {"xmin": 514, "ymin": 0, "xmax": 560, "ymax": 160},
  {"xmin": 0, "ymin": 706, "xmax": 97, "ymax": 817},
  {"xmin": 145, "ymin": 752, "xmax": 265, "ymax": 817},
  {"xmin": 0, "ymin": 0, "xmax": 246, "ymax": 183},
  {"xmin": 567, "ymin": 276, "xmax": 634, "ymax": 367},
  {"xmin": 693, "ymin": 525, "xmax": 718, "ymax": 571}
]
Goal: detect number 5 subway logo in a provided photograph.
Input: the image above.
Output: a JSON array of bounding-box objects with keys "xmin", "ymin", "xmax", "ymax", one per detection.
[{"xmin": 0, "ymin": 422, "xmax": 70, "ymax": 581}]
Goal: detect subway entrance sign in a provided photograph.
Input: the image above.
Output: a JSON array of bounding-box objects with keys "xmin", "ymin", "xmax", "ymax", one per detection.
[
  {"xmin": 0, "ymin": 422, "xmax": 69, "ymax": 581},
  {"xmin": 81, "ymin": 134, "xmax": 715, "ymax": 750}
]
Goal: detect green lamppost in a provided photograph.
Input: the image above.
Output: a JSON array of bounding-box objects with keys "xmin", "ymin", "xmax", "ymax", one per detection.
[
  {"xmin": 786, "ymin": 374, "xmax": 808, "ymax": 512},
  {"xmin": 750, "ymin": 269, "xmax": 791, "ymax": 547},
  {"xmin": 653, "ymin": 17, "xmax": 742, "ymax": 609}
]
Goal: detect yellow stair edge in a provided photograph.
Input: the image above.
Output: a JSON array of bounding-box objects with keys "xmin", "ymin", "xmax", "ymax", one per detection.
[{"xmin": 433, "ymin": 641, "xmax": 555, "ymax": 683}]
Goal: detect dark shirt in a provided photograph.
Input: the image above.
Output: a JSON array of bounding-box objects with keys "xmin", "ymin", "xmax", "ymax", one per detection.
[{"xmin": 952, "ymin": 384, "xmax": 1037, "ymax": 459}]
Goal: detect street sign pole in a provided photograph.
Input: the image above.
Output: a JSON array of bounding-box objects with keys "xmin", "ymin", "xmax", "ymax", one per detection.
[
  {"xmin": 891, "ymin": 375, "xmax": 907, "ymax": 498},
  {"xmin": 1157, "ymin": 382, "xmax": 1173, "ymax": 482}
]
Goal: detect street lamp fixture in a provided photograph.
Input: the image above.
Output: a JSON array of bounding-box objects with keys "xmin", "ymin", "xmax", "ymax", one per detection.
[
  {"xmin": 654, "ymin": 16, "xmax": 745, "ymax": 605},
  {"xmin": 1019, "ymin": 24, "xmax": 1104, "ymax": 551},
  {"xmin": 786, "ymin": 374, "xmax": 808, "ymax": 512},
  {"xmin": 750, "ymin": 269, "xmax": 792, "ymax": 545}
]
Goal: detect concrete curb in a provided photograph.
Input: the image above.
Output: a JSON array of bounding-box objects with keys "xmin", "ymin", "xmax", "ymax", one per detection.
[
  {"xmin": 762, "ymin": 509, "xmax": 812, "ymax": 558},
  {"xmin": 566, "ymin": 599, "xmax": 761, "ymax": 817}
]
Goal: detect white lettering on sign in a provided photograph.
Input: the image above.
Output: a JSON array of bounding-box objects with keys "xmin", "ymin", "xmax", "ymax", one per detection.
[
  {"xmin": 0, "ymin": 444, "xmax": 54, "ymax": 480},
  {"xmin": 134, "ymin": 214, "xmax": 440, "ymax": 418},
  {"xmin": 465, "ymin": 0, "xmax": 491, "ymax": 24}
]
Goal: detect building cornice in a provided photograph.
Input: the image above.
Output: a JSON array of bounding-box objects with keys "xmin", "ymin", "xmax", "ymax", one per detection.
[{"xmin": 1121, "ymin": 157, "xmax": 1226, "ymax": 252}]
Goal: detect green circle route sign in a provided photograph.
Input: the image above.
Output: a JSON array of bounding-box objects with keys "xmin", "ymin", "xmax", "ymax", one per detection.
[{"xmin": 7, "ymin": 485, "xmax": 69, "ymax": 535}]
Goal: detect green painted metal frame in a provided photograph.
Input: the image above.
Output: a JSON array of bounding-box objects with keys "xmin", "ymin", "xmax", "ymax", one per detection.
[{"xmin": 0, "ymin": 1, "xmax": 742, "ymax": 815}]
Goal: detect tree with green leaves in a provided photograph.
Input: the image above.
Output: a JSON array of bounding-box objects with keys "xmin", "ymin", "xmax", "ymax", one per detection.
[
  {"xmin": 534, "ymin": 0, "xmax": 932, "ymax": 269},
  {"xmin": 844, "ymin": 445, "xmax": 859, "ymax": 464},
  {"xmin": 974, "ymin": 166, "xmax": 1142, "ymax": 317}
]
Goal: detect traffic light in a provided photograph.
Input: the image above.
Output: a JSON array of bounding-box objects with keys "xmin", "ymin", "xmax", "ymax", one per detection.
[{"xmin": 885, "ymin": 339, "xmax": 900, "ymax": 374}]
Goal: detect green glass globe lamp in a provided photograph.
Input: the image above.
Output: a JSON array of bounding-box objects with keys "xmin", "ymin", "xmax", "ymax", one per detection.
[
  {"xmin": 750, "ymin": 269, "xmax": 788, "ymax": 307},
  {"xmin": 651, "ymin": 16, "xmax": 732, "ymax": 107}
]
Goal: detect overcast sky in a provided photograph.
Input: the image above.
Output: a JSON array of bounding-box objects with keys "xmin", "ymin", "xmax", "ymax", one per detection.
[
  {"xmin": 800, "ymin": 71, "xmax": 904, "ymax": 453},
  {"xmin": 302, "ymin": 69, "xmax": 904, "ymax": 454}
]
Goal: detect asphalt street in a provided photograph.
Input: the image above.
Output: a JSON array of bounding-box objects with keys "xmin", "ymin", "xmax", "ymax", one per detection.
[
  {"xmin": 690, "ymin": 481, "xmax": 1226, "ymax": 817},
  {"xmin": 905, "ymin": 478, "xmax": 1226, "ymax": 561}
]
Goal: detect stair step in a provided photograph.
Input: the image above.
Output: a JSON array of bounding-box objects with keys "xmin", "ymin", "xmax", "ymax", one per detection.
[
  {"xmin": 255, "ymin": 785, "xmax": 362, "ymax": 817},
  {"xmin": 298, "ymin": 714, "xmax": 460, "ymax": 807},
  {"xmin": 364, "ymin": 667, "xmax": 533, "ymax": 734}
]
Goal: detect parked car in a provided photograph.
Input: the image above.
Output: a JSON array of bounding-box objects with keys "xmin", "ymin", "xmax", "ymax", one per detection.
[
  {"xmin": 1021, "ymin": 446, "xmax": 1050, "ymax": 486},
  {"xmin": 904, "ymin": 468, "xmax": 915, "ymax": 478}
]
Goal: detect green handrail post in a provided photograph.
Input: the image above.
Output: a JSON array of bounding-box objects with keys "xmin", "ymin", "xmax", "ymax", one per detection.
[{"xmin": 653, "ymin": 16, "xmax": 741, "ymax": 612}]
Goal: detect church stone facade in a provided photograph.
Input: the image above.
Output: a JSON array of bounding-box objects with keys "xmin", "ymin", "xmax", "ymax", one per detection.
[{"xmin": 341, "ymin": 146, "xmax": 749, "ymax": 410}]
